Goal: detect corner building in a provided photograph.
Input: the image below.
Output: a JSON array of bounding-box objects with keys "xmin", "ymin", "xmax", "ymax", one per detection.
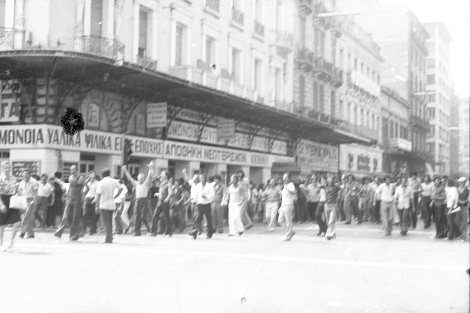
[{"xmin": 0, "ymin": 0, "xmax": 371, "ymax": 183}]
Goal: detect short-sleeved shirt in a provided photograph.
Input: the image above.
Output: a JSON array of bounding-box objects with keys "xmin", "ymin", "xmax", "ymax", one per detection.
[
  {"xmin": 37, "ymin": 183, "xmax": 54, "ymax": 198},
  {"xmin": 421, "ymin": 182, "xmax": 434, "ymax": 197},
  {"xmin": 281, "ymin": 182, "xmax": 296, "ymax": 206},
  {"xmin": 96, "ymin": 177, "xmax": 121, "ymax": 211},
  {"xmin": 85, "ymin": 181, "xmax": 98, "ymax": 199},
  {"xmin": 18, "ymin": 178, "xmax": 38, "ymax": 198}
]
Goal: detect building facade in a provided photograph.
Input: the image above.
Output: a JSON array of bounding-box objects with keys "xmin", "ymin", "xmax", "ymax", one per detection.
[
  {"xmin": 424, "ymin": 23, "xmax": 452, "ymax": 175},
  {"xmin": 336, "ymin": 0, "xmax": 431, "ymax": 175},
  {"xmin": 458, "ymin": 97, "xmax": 470, "ymax": 177},
  {"xmin": 0, "ymin": 0, "xmax": 371, "ymax": 183},
  {"xmin": 449, "ymin": 91, "xmax": 460, "ymax": 177}
]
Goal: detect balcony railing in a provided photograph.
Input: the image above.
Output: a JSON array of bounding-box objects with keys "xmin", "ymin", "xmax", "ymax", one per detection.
[
  {"xmin": 232, "ymin": 8, "xmax": 244, "ymax": 27},
  {"xmin": 136, "ymin": 55, "xmax": 157, "ymax": 71},
  {"xmin": 296, "ymin": 48, "xmax": 315, "ymax": 72},
  {"xmin": 347, "ymin": 70, "xmax": 380, "ymax": 97},
  {"xmin": 297, "ymin": 0, "xmax": 313, "ymax": 15},
  {"xmin": 254, "ymin": 20, "xmax": 265, "ymax": 37},
  {"xmin": 336, "ymin": 120, "xmax": 379, "ymax": 141},
  {"xmin": 204, "ymin": 0, "xmax": 220, "ymax": 14},
  {"xmin": 77, "ymin": 35, "xmax": 124, "ymax": 60}
]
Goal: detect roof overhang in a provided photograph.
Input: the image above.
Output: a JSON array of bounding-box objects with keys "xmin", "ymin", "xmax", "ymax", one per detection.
[{"xmin": 0, "ymin": 50, "xmax": 373, "ymax": 146}]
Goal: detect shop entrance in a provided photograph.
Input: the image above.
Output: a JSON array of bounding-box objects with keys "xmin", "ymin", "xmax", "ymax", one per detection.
[{"xmin": 79, "ymin": 154, "xmax": 95, "ymax": 175}]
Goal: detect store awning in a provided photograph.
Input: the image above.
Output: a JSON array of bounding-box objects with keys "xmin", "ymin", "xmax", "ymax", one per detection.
[{"xmin": 0, "ymin": 50, "xmax": 373, "ymax": 145}]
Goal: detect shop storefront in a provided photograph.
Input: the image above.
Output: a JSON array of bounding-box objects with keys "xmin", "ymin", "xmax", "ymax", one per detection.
[{"xmin": 339, "ymin": 144, "xmax": 383, "ymax": 178}]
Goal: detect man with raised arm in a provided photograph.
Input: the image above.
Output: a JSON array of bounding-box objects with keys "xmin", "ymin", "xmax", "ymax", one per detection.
[
  {"xmin": 182, "ymin": 169, "xmax": 215, "ymax": 239},
  {"xmin": 122, "ymin": 162, "xmax": 154, "ymax": 236}
]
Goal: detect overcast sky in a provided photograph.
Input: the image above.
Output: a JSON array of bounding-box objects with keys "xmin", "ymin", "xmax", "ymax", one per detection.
[{"xmin": 379, "ymin": 0, "xmax": 470, "ymax": 98}]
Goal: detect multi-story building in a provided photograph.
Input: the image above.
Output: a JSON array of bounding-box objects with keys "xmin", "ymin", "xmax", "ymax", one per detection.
[
  {"xmin": 458, "ymin": 97, "xmax": 470, "ymax": 177},
  {"xmin": 449, "ymin": 90, "xmax": 460, "ymax": 177},
  {"xmin": 335, "ymin": 17, "xmax": 383, "ymax": 177},
  {"xmin": 424, "ymin": 23, "xmax": 452, "ymax": 175},
  {"xmin": 0, "ymin": 0, "xmax": 371, "ymax": 183},
  {"xmin": 336, "ymin": 1, "xmax": 431, "ymax": 175}
]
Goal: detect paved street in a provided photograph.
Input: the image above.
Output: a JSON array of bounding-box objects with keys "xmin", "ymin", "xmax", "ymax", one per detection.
[{"xmin": 0, "ymin": 224, "xmax": 468, "ymax": 313}]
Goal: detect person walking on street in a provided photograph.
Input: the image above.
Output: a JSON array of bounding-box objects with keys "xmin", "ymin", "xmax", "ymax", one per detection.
[
  {"xmin": 278, "ymin": 172, "xmax": 296, "ymax": 241},
  {"xmin": 445, "ymin": 179, "xmax": 460, "ymax": 240},
  {"xmin": 432, "ymin": 178, "xmax": 447, "ymax": 239},
  {"xmin": 49, "ymin": 172, "xmax": 66, "ymax": 228},
  {"xmin": 409, "ymin": 173, "xmax": 422, "ymax": 229},
  {"xmin": 376, "ymin": 176, "xmax": 395, "ymax": 236},
  {"xmin": 54, "ymin": 165, "xmax": 85, "ymax": 241},
  {"xmin": 122, "ymin": 162, "xmax": 154, "ymax": 236},
  {"xmin": 183, "ymin": 170, "xmax": 215, "ymax": 239},
  {"xmin": 420, "ymin": 175, "xmax": 434, "ymax": 228},
  {"xmin": 18, "ymin": 169, "xmax": 38, "ymax": 239},
  {"xmin": 324, "ymin": 175, "xmax": 340, "ymax": 240},
  {"xmin": 94, "ymin": 168, "xmax": 123, "ymax": 243},
  {"xmin": 222, "ymin": 174, "xmax": 246, "ymax": 236},
  {"xmin": 0, "ymin": 161, "xmax": 21, "ymax": 251},
  {"xmin": 113, "ymin": 178, "xmax": 128, "ymax": 235},
  {"xmin": 211, "ymin": 175, "xmax": 225, "ymax": 233},
  {"xmin": 316, "ymin": 182, "xmax": 327, "ymax": 236},
  {"xmin": 237, "ymin": 170, "xmax": 253, "ymax": 230},
  {"xmin": 394, "ymin": 178, "xmax": 412, "ymax": 236},
  {"xmin": 150, "ymin": 170, "xmax": 172, "ymax": 237},
  {"xmin": 35, "ymin": 174, "xmax": 54, "ymax": 229},
  {"xmin": 262, "ymin": 178, "xmax": 281, "ymax": 232},
  {"xmin": 457, "ymin": 177, "xmax": 469, "ymax": 240},
  {"xmin": 82, "ymin": 171, "xmax": 99, "ymax": 235}
]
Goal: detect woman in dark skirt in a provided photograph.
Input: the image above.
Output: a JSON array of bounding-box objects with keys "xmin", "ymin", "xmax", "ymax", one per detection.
[{"xmin": 0, "ymin": 160, "xmax": 21, "ymax": 251}]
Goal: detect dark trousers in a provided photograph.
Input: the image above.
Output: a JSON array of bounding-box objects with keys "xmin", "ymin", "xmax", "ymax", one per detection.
[
  {"xmin": 315, "ymin": 202, "xmax": 327, "ymax": 234},
  {"xmin": 398, "ymin": 209, "xmax": 410, "ymax": 234},
  {"xmin": 55, "ymin": 199, "xmax": 82, "ymax": 240},
  {"xmin": 192, "ymin": 203, "xmax": 213, "ymax": 238},
  {"xmin": 411, "ymin": 193, "xmax": 419, "ymax": 228},
  {"xmin": 374, "ymin": 200, "xmax": 381, "ymax": 223},
  {"xmin": 434, "ymin": 204, "xmax": 448, "ymax": 238},
  {"xmin": 307, "ymin": 202, "xmax": 318, "ymax": 221},
  {"xmin": 421, "ymin": 196, "xmax": 432, "ymax": 227},
  {"xmin": 134, "ymin": 198, "xmax": 150, "ymax": 235},
  {"xmin": 151, "ymin": 202, "xmax": 171, "ymax": 235},
  {"xmin": 447, "ymin": 211, "xmax": 461, "ymax": 239},
  {"xmin": 113, "ymin": 203, "xmax": 123, "ymax": 234},
  {"xmin": 83, "ymin": 197, "xmax": 99, "ymax": 235},
  {"xmin": 100, "ymin": 210, "xmax": 113, "ymax": 243}
]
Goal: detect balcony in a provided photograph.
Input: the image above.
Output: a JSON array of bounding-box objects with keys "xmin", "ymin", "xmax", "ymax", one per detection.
[
  {"xmin": 76, "ymin": 35, "xmax": 124, "ymax": 60},
  {"xmin": 410, "ymin": 114, "xmax": 431, "ymax": 132},
  {"xmin": 312, "ymin": 57, "xmax": 335, "ymax": 84},
  {"xmin": 389, "ymin": 138, "xmax": 412, "ymax": 152},
  {"xmin": 254, "ymin": 20, "xmax": 265, "ymax": 38},
  {"xmin": 347, "ymin": 70, "xmax": 380, "ymax": 97},
  {"xmin": 271, "ymin": 30, "xmax": 293, "ymax": 58},
  {"xmin": 298, "ymin": 0, "xmax": 313, "ymax": 16},
  {"xmin": 231, "ymin": 8, "xmax": 244, "ymax": 28},
  {"xmin": 336, "ymin": 120, "xmax": 379, "ymax": 142},
  {"xmin": 204, "ymin": 0, "xmax": 220, "ymax": 15},
  {"xmin": 296, "ymin": 48, "xmax": 315, "ymax": 73},
  {"xmin": 135, "ymin": 55, "xmax": 157, "ymax": 71},
  {"xmin": 331, "ymin": 68, "xmax": 344, "ymax": 88}
]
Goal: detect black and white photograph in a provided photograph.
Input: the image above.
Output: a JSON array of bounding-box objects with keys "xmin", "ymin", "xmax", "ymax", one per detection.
[{"xmin": 0, "ymin": 0, "xmax": 468, "ymax": 312}]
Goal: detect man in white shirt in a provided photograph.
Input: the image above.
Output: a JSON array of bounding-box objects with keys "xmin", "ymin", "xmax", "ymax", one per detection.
[
  {"xmin": 183, "ymin": 170, "xmax": 215, "ymax": 239},
  {"xmin": 278, "ymin": 172, "xmax": 297, "ymax": 241},
  {"xmin": 122, "ymin": 162, "xmax": 154, "ymax": 236},
  {"xmin": 94, "ymin": 168, "xmax": 122, "ymax": 243},
  {"xmin": 18, "ymin": 169, "xmax": 38, "ymax": 239},
  {"xmin": 375, "ymin": 176, "xmax": 394, "ymax": 236},
  {"xmin": 394, "ymin": 178, "xmax": 412, "ymax": 236},
  {"xmin": 36, "ymin": 173, "xmax": 54, "ymax": 229},
  {"xmin": 113, "ymin": 178, "xmax": 128, "ymax": 235}
]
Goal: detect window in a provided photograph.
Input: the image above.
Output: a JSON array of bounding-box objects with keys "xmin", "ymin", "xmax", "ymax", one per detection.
[
  {"xmin": 254, "ymin": 0, "xmax": 262, "ymax": 22},
  {"xmin": 299, "ymin": 75, "xmax": 305, "ymax": 106},
  {"xmin": 253, "ymin": 58, "xmax": 262, "ymax": 92},
  {"xmin": 205, "ymin": 35, "xmax": 216, "ymax": 65},
  {"xmin": 90, "ymin": 0, "xmax": 103, "ymax": 37},
  {"xmin": 347, "ymin": 102, "xmax": 351, "ymax": 122},
  {"xmin": 314, "ymin": 28, "xmax": 325, "ymax": 57},
  {"xmin": 426, "ymin": 74, "xmax": 435, "ymax": 85},
  {"xmin": 354, "ymin": 58, "xmax": 358, "ymax": 70},
  {"xmin": 232, "ymin": 0, "xmax": 242, "ymax": 9},
  {"xmin": 230, "ymin": 47, "xmax": 241, "ymax": 82},
  {"xmin": 175, "ymin": 23, "xmax": 187, "ymax": 66},
  {"xmin": 300, "ymin": 17, "xmax": 306, "ymax": 49},
  {"xmin": 274, "ymin": 67, "xmax": 282, "ymax": 102},
  {"xmin": 427, "ymin": 108, "xmax": 435, "ymax": 118},
  {"xmin": 339, "ymin": 49, "xmax": 344, "ymax": 69},
  {"xmin": 138, "ymin": 9, "xmax": 148, "ymax": 57},
  {"xmin": 319, "ymin": 85, "xmax": 324, "ymax": 113},
  {"xmin": 347, "ymin": 53, "xmax": 351, "ymax": 70},
  {"xmin": 313, "ymin": 82, "xmax": 319, "ymax": 110},
  {"xmin": 0, "ymin": 0, "xmax": 6, "ymax": 27}
]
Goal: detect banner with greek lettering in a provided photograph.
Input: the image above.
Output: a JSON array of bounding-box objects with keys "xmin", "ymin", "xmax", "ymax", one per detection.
[
  {"xmin": 339, "ymin": 144, "xmax": 383, "ymax": 174},
  {"xmin": 217, "ymin": 117, "xmax": 235, "ymax": 141}
]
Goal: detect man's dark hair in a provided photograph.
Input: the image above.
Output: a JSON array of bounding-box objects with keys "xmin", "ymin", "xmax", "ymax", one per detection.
[
  {"xmin": 237, "ymin": 170, "xmax": 245, "ymax": 178},
  {"xmin": 213, "ymin": 175, "xmax": 221, "ymax": 181},
  {"xmin": 54, "ymin": 171, "xmax": 62, "ymax": 179},
  {"xmin": 102, "ymin": 168, "xmax": 111, "ymax": 178}
]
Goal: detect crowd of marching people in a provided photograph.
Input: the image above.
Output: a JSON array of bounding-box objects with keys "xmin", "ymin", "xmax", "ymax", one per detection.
[{"xmin": 0, "ymin": 158, "xmax": 469, "ymax": 251}]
